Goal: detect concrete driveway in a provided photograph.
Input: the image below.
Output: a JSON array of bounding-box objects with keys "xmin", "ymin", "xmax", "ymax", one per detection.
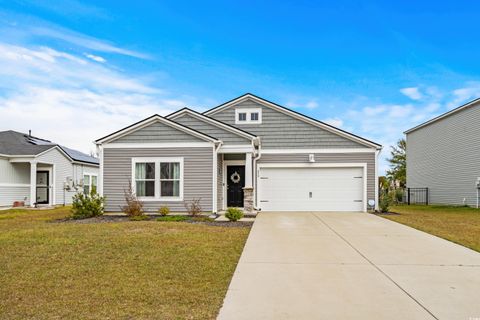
[{"xmin": 218, "ymin": 212, "xmax": 480, "ymax": 320}]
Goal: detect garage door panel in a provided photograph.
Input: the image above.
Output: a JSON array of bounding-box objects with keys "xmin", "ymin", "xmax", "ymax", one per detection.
[{"xmin": 258, "ymin": 166, "xmax": 364, "ymax": 212}]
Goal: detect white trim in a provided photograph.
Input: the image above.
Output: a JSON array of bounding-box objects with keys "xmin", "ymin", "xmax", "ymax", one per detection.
[
  {"xmin": 98, "ymin": 145, "xmax": 104, "ymax": 196},
  {"xmin": 235, "ymin": 108, "xmax": 262, "ymax": 124},
  {"xmin": 52, "ymin": 164, "xmax": 56, "ymax": 205},
  {"xmin": 374, "ymin": 149, "xmax": 380, "ymax": 211},
  {"xmin": 404, "ymin": 98, "xmax": 480, "ymax": 134},
  {"xmin": 82, "ymin": 172, "xmax": 98, "ymax": 195},
  {"xmin": 218, "ymin": 144, "xmax": 255, "ymax": 154},
  {"xmin": 131, "ymin": 157, "xmax": 184, "ymax": 202},
  {"xmin": 256, "ymin": 162, "xmax": 368, "ymax": 212},
  {"xmin": 0, "ymin": 183, "xmax": 31, "ymax": 187},
  {"xmin": 205, "ymin": 94, "xmax": 381, "ymax": 149},
  {"xmin": 261, "ymin": 148, "xmax": 376, "ymax": 154},
  {"xmin": 96, "ymin": 115, "xmax": 219, "ymax": 144},
  {"xmin": 103, "ymin": 142, "xmax": 213, "ymax": 149},
  {"xmin": 29, "ymin": 161, "xmax": 36, "ymax": 207},
  {"xmin": 223, "ymin": 160, "xmax": 246, "ymax": 210},
  {"xmin": 167, "ymin": 109, "xmax": 257, "ymax": 140}
]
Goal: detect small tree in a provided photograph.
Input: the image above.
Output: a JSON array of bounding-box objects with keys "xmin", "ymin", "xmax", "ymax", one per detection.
[
  {"xmin": 386, "ymin": 139, "xmax": 406, "ymax": 188},
  {"xmin": 184, "ymin": 198, "xmax": 202, "ymax": 216},
  {"xmin": 121, "ymin": 180, "xmax": 146, "ymax": 220},
  {"xmin": 71, "ymin": 190, "xmax": 105, "ymax": 219},
  {"xmin": 225, "ymin": 207, "xmax": 244, "ymax": 221}
]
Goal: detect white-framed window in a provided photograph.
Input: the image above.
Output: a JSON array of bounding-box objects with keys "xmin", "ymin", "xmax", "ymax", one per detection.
[
  {"xmin": 132, "ymin": 157, "xmax": 184, "ymax": 201},
  {"xmin": 235, "ymin": 108, "xmax": 262, "ymax": 124},
  {"xmin": 83, "ymin": 173, "xmax": 98, "ymax": 194}
]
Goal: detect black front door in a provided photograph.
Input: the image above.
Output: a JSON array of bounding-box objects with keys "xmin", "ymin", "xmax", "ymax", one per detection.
[
  {"xmin": 36, "ymin": 171, "xmax": 49, "ymax": 205},
  {"xmin": 227, "ymin": 165, "xmax": 245, "ymax": 207}
]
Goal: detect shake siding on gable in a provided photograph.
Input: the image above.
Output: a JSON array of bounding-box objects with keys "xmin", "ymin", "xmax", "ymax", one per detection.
[
  {"xmin": 111, "ymin": 122, "xmax": 205, "ymax": 143},
  {"xmin": 172, "ymin": 113, "xmax": 251, "ymax": 145},
  {"xmin": 103, "ymin": 148, "xmax": 213, "ymax": 212},
  {"xmin": 407, "ymin": 103, "xmax": 480, "ymax": 206},
  {"xmin": 258, "ymin": 153, "xmax": 376, "ymax": 202},
  {"xmin": 209, "ymin": 99, "xmax": 368, "ymax": 149}
]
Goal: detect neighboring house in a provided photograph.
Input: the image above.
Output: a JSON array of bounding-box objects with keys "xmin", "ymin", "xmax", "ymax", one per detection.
[
  {"xmin": 405, "ymin": 98, "xmax": 480, "ymax": 207},
  {"xmin": 96, "ymin": 93, "xmax": 381, "ymax": 213},
  {"xmin": 0, "ymin": 130, "xmax": 99, "ymax": 207}
]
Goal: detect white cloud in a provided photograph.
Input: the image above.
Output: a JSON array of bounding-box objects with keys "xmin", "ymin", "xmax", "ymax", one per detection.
[
  {"xmin": 400, "ymin": 87, "xmax": 423, "ymax": 100},
  {"xmin": 0, "ymin": 43, "xmax": 187, "ymax": 154},
  {"xmin": 322, "ymin": 118, "xmax": 343, "ymax": 128},
  {"xmin": 305, "ymin": 100, "xmax": 319, "ymax": 109},
  {"xmin": 84, "ymin": 53, "xmax": 106, "ymax": 63}
]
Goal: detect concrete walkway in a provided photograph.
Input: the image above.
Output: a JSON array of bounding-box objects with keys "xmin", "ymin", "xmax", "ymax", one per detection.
[{"xmin": 218, "ymin": 212, "xmax": 480, "ymax": 320}]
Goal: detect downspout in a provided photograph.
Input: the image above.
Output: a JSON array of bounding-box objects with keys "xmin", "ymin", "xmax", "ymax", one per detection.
[{"xmin": 252, "ymin": 137, "xmax": 261, "ymax": 210}]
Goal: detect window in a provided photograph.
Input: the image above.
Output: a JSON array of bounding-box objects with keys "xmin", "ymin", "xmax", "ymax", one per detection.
[
  {"xmin": 135, "ymin": 162, "xmax": 155, "ymax": 197},
  {"xmin": 132, "ymin": 158, "xmax": 184, "ymax": 200},
  {"xmin": 83, "ymin": 173, "xmax": 98, "ymax": 194},
  {"xmin": 235, "ymin": 108, "xmax": 262, "ymax": 124},
  {"xmin": 238, "ymin": 112, "xmax": 247, "ymax": 122}
]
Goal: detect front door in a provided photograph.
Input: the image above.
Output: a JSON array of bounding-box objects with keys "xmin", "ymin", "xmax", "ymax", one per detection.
[
  {"xmin": 227, "ymin": 165, "xmax": 245, "ymax": 207},
  {"xmin": 36, "ymin": 171, "xmax": 49, "ymax": 205}
]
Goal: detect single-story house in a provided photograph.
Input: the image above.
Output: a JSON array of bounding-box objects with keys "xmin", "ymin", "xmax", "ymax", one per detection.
[
  {"xmin": 0, "ymin": 130, "xmax": 99, "ymax": 207},
  {"xmin": 95, "ymin": 93, "xmax": 382, "ymax": 213},
  {"xmin": 405, "ymin": 97, "xmax": 480, "ymax": 207}
]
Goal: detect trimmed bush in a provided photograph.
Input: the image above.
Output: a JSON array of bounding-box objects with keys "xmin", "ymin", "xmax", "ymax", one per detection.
[
  {"xmin": 225, "ymin": 207, "xmax": 244, "ymax": 222},
  {"xmin": 379, "ymin": 192, "xmax": 392, "ymax": 213},
  {"xmin": 71, "ymin": 191, "xmax": 105, "ymax": 219},
  {"xmin": 158, "ymin": 206, "xmax": 170, "ymax": 216}
]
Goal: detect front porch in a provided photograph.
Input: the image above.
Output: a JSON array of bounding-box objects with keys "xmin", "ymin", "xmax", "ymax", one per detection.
[{"xmin": 218, "ymin": 150, "xmax": 256, "ymax": 214}]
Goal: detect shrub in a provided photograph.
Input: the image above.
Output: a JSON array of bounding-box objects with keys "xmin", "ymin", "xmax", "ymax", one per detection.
[
  {"xmin": 158, "ymin": 206, "xmax": 170, "ymax": 216},
  {"xmin": 394, "ymin": 189, "xmax": 404, "ymax": 204},
  {"xmin": 71, "ymin": 191, "xmax": 105, "ymax": 219},
  {"xmin": 225, "ymin": 207, "xmax": 244, "ymax": 222},
  {"xmin": 379, "ymin": 192, "xmax": 392, "ymax": 213},
  {"xmin": 121, "ymin": 180, "xmax": 146, "ymax": 220},
  {"xmin": 184, "ymin": 198, "xmax": 202, "ymax": 216}
]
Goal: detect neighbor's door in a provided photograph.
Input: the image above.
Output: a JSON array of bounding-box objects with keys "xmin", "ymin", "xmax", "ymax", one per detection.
[
  {"xmin": 36, "ymin": 171, "xmax": 49, "ymax": 205},
  {"xmin": 226, "ymin": 165, "xmax": 245, "ymax": 207}
]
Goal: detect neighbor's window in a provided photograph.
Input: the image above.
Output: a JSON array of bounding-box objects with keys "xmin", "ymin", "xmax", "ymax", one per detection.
[
  {"xmin": 135, "ymin": 162, "xmax": 155, "ymax": 197},
  {"xmin": 132, "ymin": 158, "xmax": 183, "ymax": 200},
  {"xmin": 160, "ymin": 162, "xmax": 181, "ymax": 197},
  {"xmin": 250, "ymin": 112, "xmax": 259, "ymax": 121},
  {"xmin": 83, "ymin": 174, "xmax": 98, "ymax": 194}
]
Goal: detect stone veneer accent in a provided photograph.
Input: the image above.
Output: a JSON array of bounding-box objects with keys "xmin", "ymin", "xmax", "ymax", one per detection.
[{"xmin": 243, "ymin": 187, "xmax": 254, "ymax": 214}]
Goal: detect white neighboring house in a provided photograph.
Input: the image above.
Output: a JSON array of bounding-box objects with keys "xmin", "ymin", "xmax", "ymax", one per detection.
[{"xmin": 0, "ymin": 130, "xmax": 99, "ymax": 208}]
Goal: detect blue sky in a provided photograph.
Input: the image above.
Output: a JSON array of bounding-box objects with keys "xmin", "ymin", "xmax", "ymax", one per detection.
[{"xmin": 0, "ymin": 1, "xmax": 479, "ymax": 173}]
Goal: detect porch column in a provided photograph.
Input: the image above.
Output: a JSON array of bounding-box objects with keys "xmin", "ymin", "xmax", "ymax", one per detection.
[
  {"xmin": 30, "ymin": 161, "xmax": 37, "ymax": 207},
  {"xmin": 243, "ymin": 152, "xmax": 254, "ymax": 214},
  {"xmin": 245, "ymin": 152, "xmax": 253, "ymax": 188}
]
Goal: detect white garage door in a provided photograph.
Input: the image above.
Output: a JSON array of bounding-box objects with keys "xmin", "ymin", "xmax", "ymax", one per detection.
[{"xmin": 258, "ymin": 166, "xmax": 364, "ymax": 212}]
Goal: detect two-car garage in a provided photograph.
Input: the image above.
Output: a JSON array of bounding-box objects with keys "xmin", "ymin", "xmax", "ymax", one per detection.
[{"xmin": 257, "ymin": 165, "xmax": 366, "ymax": 212}]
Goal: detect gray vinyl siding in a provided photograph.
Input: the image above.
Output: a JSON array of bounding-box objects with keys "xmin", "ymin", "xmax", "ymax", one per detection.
[
  {"xmin": 172, "ymin": 113, "xmax": 251, "ymax": 145},
  {"xmin": 111, "ymin": 121, "xmax": 205, "ymax": 143},
  {"xmin": 0, "ymin": 186, "xmax": 30, "ymax": 207},
  {"xmin": 103, "ymin": 147, "xmax": 214, "ymax": 212},
  {"xmin": 258, "ymin": 152, "xmax": 376, "ymax": 202},
  {"xmin": 209, "ymin": 98, "xmax": 368, "ymax": 149},
  {"xmin": 406, "ymin": 103, "xmax": 480, "ymax": 206},
  {"xmin": 217, "ymin": 154, "xmax": 223, "ymax": 210}
]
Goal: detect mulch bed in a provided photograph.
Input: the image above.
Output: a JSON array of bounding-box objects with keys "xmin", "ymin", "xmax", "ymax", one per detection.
[{"xmin": 52, "ymin": 215, "xmax": 253, "ymax": 227}]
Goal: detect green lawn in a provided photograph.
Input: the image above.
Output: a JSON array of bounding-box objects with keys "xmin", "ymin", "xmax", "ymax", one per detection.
[
  {"xmin": 383, "ymin": 205, "xmax": 480, "ymax": 252},
  {"xmin": 0, "ymin": 207, "xmax": 250, "ymax": 319}
]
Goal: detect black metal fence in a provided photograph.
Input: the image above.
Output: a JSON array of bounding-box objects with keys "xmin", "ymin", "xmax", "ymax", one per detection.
[{"xmin": 405, "ymin": 187, "xmax": 429, "ymax": 205}]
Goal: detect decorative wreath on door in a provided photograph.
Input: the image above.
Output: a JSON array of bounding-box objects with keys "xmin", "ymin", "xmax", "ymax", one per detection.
[{"xmin": 230, "ymin": 171, "xmax": 241, "ymax": 184}]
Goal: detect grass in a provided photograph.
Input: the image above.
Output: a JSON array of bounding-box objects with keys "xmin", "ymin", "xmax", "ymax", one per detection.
[
  {"xmin": 0, "ymin": 207, "xmax": 250, "ymax": 319},
  {"xmin": 383, "ymin": 205, "xmax": 480, "ymax": 252}
]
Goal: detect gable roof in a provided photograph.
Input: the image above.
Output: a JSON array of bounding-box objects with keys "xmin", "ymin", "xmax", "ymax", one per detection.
[
  {"xmin": 167, "ymin": 107, "xmax": 258, "ymax": 141},
  {"xmin": 95, "ymin": 114, "xmax": 220, "ymax": 144},
  {"xmin": 0, "ymin": 130, "xmax": 99, "ymax": 165},
  {"xmin": 405, "ymin": 97, "xmax": 480, "ymax": 134},
  {"xmin": 204, "ymin": 93, "xmax": 382, "ymax": 149}
]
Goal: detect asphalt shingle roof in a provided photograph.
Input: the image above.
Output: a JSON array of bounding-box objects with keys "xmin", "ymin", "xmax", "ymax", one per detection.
[{"xmin": 0, "ymin": 130, "xmax": 99, "ymax": 165}]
